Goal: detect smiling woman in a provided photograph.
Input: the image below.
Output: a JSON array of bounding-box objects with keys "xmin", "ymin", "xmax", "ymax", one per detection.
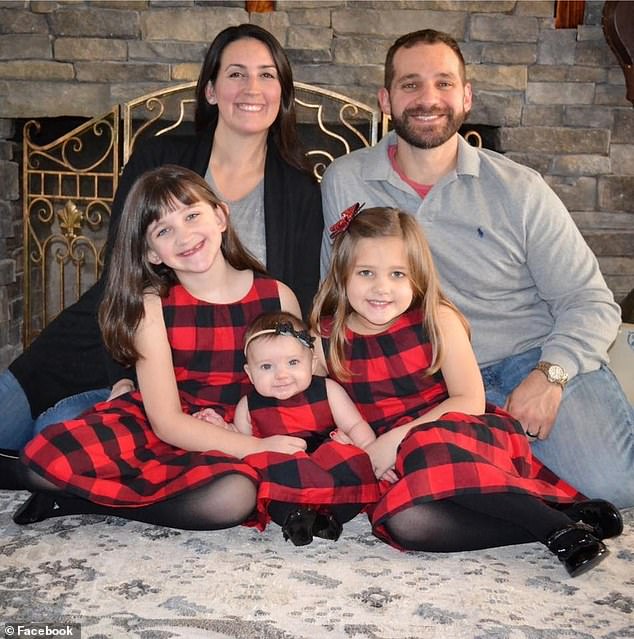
[
  {"xmin": 204, "ymin": 38, "xmax": 282, "ymax": 146},
  {"xmin": 0, "ymin": 24, "xmax": 323, "ymax": 453}
]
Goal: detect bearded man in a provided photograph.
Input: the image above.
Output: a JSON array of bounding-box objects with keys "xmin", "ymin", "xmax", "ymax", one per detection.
[{"xmin": 320, "ymin": 29, "xmax": 633, "ymax": 508}]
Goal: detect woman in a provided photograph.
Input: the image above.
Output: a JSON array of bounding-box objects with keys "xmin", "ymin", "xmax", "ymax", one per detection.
[{"xmin": 0, "ymin": 24, "xmax": 322, "ymax": 452}]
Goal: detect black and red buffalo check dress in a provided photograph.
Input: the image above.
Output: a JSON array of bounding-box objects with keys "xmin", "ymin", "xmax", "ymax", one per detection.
[
  {"xmin": 22, "ymin": 274, "xmax": 281, "ymax": 509},
  {"xmin": 243, "ymin": 375, "xmax": 380, "ymax": 527},
  {"xmin": 320, "ymin": 308, "xmax": 582, "ymax": 548}
]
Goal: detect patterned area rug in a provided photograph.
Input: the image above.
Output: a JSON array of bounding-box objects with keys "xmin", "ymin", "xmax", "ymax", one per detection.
[{"xmin": 1, "ymin": 490, "xmax": 632, "ymax": 639}]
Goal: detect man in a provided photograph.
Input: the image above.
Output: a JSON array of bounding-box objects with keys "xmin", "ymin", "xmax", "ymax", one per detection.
[{"xmin": 320, "ymin": 29, "xmax": 633, "ymax": 508}]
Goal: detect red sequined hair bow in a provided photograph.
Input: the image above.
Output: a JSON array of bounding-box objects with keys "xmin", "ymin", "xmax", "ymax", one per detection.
[{"xmin": 329, "ymin": 202, "xmax": 366, "ymax": 239}]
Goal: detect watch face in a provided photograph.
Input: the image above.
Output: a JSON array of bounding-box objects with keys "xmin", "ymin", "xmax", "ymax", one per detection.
[{"xmin": 548, "ymin": 365, "xmax": 566, "ymax": 383}]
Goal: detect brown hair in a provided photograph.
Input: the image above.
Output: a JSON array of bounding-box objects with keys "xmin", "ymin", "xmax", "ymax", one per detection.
[
  {"xmin": 310, "ymin": 207, "xmax": 468, "ymax": 380},
  {"xmin": 99, "ymin": 165, "xmax": 266, "ymax": 366},
  {"xmin": 243, "ymin": 310, "xmax": 310, "ymax": 358},
  {"xmin": 384, "ymin": 29, "xmax": 467, "ymax": 89},
  {"xmin": 194, "ymin": 23, "xmax": 311, "ymax": 174}
]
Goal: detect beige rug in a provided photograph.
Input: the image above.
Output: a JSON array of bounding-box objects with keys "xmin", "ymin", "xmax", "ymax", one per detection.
[{"xmin": 1, "ymin": 490, "xmax": 632, "ymax": 639}]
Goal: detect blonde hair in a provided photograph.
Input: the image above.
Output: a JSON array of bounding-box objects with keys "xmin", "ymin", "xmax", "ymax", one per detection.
[{"xmin": 310, "ymin": 207, "xmax": 468, "ymax": 380}]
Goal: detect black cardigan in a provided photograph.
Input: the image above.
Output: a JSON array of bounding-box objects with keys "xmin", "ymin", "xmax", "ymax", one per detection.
[{"xmin": 11, "ymin": 125, "xmax": 323, "ymax": 417}]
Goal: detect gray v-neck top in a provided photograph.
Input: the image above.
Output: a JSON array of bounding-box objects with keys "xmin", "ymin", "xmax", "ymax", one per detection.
[{"xmin": 205, "ymin": 165, "xmax": 266, "ymax": 265}]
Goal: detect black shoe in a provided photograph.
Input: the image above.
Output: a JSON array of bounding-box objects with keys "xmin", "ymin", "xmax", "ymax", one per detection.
[
  {"xmin": 0, "ymin": 448, "xmax": 25, "ymax": 490},
  {"xmin": 313, "ymin": 511, "xmax": 343, "ymax": 541},
  {"xmin": 281, "ymin": 507, "xmax": 317, "ymax": 546},
  {"xmin": 546, "ymin": 522, "xmax": 608, "ymax": 577},
  {"xmin": 13, "ymin": 492, "xmax": 58, "ymax": 525},
  {"xmin": 564, "ymin": 499, "xmax": 623, "ymax": 539}
]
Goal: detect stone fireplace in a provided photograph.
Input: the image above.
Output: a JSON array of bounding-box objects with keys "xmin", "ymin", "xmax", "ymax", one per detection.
[{"xmin": 1, "ymin": 0, "xmax": 633, "ymax": 368}]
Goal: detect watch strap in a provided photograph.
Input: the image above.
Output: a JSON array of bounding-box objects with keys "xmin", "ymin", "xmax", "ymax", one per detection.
[{"xmin": 534, "ymin": 361, "xmax": 568, "ymax": 388}]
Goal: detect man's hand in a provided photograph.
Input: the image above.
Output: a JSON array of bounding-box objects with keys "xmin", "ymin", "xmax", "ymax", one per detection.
[{"xmin": 504, "ymin": 369, "xmax": 563, "ymax": 440}]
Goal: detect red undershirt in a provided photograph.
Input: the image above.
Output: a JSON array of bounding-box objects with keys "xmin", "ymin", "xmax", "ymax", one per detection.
[{"xmin": 388, "ymin": 144, "xmax": 432, "ymax": 199}]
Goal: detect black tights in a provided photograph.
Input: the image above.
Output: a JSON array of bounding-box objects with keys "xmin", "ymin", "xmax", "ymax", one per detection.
[
  {"xmin": 384, "ymin": 492, "xmax": 573, "ymax": 551},
  {"xmin": 1, "ymin": 449, "xmax": 256, "ymax": 530}
]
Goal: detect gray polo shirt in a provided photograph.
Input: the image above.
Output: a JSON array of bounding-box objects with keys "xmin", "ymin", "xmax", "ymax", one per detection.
[{"xmin": 320, "ymin": 132, "xmax": 621, "ymax": 377}]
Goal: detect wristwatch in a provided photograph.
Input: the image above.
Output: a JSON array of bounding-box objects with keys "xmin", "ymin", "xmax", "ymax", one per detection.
[{"xmin": 534, "ymin": 361, "xmax": 568, "ymax": 389}]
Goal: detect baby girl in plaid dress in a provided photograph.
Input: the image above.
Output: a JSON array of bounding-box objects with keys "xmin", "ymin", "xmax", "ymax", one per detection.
[{"xmin": 196, "ymin": 310, "xmax": 380, "ymax": 546}]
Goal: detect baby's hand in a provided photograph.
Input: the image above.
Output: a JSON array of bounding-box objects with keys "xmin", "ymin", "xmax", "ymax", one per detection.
[
  {"xmin": 192, "ymin": 408, "xmax": 223, "ymax": 424},
  {"xmin": 192, "ymin": 408, "xmax": 238, "ymax": 431},
  {"xmin": 329, "ymin": 429, "xmax": 354, "ymax": 445},
  {"xmin": 380, "ymin": 469, "xmax": 399, "ymax": 484}
]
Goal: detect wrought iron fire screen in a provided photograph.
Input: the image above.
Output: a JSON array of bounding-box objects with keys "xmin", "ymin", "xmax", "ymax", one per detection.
[{"xmin": 22, "ymin": 82, "xmax": 381, "ymax": 346}]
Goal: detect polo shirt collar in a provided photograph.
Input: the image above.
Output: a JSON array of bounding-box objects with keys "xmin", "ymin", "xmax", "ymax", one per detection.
[{"xmin": 362, "ymin": 130, "xmax": 482, "ymax": 182}]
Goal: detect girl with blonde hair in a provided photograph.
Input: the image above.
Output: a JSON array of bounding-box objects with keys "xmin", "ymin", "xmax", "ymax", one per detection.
[{"xmin": 311, "ymin": 205, "xmax": 622, "ymax": 577}]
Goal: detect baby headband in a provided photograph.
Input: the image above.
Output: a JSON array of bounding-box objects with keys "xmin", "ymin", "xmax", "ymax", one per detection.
[
  {"xmin": 329, "ymin": 202, "xmax": 366, "ymax": 239},
  {"xmin": 244, "ymin": 321, "xmax": 315, "ymax": 355}
]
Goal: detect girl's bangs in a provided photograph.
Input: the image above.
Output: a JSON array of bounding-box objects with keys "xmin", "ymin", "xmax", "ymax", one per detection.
[{"xmin": 147, "ymin": 180, "xmax": 211, "ymax": 224}]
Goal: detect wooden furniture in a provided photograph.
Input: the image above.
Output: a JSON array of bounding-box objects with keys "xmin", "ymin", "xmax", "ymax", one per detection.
[
  {"xmin": 603, "ymin": 0, "xmax": 634, "ymax": 106},
  {"xmin": 607, "ymin": 323, "xmax": 634, "ymax": 403}
]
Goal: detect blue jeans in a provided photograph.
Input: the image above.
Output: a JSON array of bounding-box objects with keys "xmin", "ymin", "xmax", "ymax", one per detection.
[
  {"xmin": 34, "ymin": 387, "xmax": 110, "ymax": 435},
  {"xmin": 481, "ymin": 348, "xmax": 634, "ymax": 508},
  {"xmin": 0, "ymin": 369, "xmax": 109, "ymax": 448}
]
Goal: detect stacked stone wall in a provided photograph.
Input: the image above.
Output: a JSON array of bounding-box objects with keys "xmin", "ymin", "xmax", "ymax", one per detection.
[
  {"xmin": 0, "ymin": 0, "xmax": 632, "ymax": 358},
  {"xmin": 0, "ymin": 117, "xmax": 21, "ymax": 368}
]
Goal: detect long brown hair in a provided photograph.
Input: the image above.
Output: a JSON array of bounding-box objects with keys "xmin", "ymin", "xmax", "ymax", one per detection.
[
  {"xmin": 194, "ymin": 23, "xmax": 311, "ymax": 174},
  {"xmin": 99, "ymin": 165, "xmax": 267, "ymax": 366},
  {"xmin": 310, "ymin": 207, "xmax": 468, "ymax": 380}
]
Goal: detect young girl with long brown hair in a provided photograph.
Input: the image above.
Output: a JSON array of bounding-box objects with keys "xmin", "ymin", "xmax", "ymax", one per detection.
[{"xmin": 6, "ymin": 165, "xmax": 308, "ymax": 530}]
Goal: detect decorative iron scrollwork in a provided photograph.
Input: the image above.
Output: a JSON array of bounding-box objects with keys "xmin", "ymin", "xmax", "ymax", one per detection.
[
  {"xmin": 22, "ymin": 108, "xmax": 119, "ymax": 344},
  {"xmin": 23, "ymin": 83, "xmax": 382, "ymax": 345},
  {"xmin": 57, "ymin": 200, "xmax": 82, "ymax": 239}
]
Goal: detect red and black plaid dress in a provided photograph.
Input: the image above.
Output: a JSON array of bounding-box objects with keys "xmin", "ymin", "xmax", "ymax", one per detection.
[
  {"xmin": 22, "ymin": 273, "xmax": 281, "ymax": 508},
  {"xmin": 244, "ymin": 375, "xmax": 380, "ymax": 527},
  {"xmin": 320, "ymin": 308, "xmax": 581, "ymax": 549}
]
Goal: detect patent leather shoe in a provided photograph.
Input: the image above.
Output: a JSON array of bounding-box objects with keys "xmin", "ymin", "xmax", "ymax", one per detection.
[
  {"xmin": 281, "ymin": 507, "xmax": 317, "ymax": 546},
  {"xmin": 546, "ymin": 522, "xmax": 608, "ymax": 577},
  {"xmin": 313, "ymin": 511, "xmax": 343, "ymax": 541},
  {"xmin": 564, "ymin": 499, "xmax": 623, "ymax": 539},
  {"xmin": 0, "ymin": 447, "xmax": 24, "ymax": 490},
  {"xmin": 13, "ymin": 492, "xmax": 57, "ymax": 525}
]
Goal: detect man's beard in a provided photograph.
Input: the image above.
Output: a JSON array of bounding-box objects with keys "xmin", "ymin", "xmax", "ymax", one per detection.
[{"xmin": 391, "ymin": 105, "xmax": 469, "ymax": 149}]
